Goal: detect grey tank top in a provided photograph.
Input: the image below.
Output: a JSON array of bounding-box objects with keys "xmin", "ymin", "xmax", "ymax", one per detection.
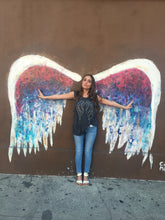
[{"xmin": 73, "ymin": 91, "xmax": 97, "ymax": 135}]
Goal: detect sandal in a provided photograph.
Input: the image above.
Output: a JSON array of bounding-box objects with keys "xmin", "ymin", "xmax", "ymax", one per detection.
[
  {"xmin": 76, "ymin": 173, "xmax": 83, "ymax": 185},
  {"xmin": 83, "ymin": 172, "xmax": 89, "ymax": 186}
]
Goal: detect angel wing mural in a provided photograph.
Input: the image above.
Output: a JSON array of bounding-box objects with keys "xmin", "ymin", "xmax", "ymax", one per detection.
[
  {"xmin": 94, "ymin": 60, "xmax": 161, "ymax": 169},
  {"xmin": 8, "ymin": 55, "xmax": 161, "ymax": 169},
  {"xmin": 8, "ymin": 55, "xmax": 81, "ymax": 162}
]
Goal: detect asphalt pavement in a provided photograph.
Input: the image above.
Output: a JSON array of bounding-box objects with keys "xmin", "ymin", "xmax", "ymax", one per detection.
[{"xmin": 0, "ymin": 173, "xmax": 165, "ymax": 220}]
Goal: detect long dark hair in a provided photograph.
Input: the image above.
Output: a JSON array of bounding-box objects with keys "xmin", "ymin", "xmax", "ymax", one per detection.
[{"xmin": 75, "ymin": 74, "xmax": 100, "ymax": 112}]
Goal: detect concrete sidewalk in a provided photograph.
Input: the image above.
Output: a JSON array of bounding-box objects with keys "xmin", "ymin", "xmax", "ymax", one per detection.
[{"xmin": 0, "ymin": 174, "xmax": 164, "ymax": 220}]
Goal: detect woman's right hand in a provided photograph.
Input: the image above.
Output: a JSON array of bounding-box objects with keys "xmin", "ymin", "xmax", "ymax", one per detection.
[{"xmin": 38, "ymin": 89, "xmax": 46, "ymax": 99}]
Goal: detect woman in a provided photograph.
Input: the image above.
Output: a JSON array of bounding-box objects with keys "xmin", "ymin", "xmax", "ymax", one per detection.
[{"xmin": 38, "ymin": 74, "xmax": 133, "ymax": 186}]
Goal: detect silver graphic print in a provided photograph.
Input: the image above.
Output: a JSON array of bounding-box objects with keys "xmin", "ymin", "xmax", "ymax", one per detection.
[{"xmin": 76, "ymin": 98, "xmax": 94, "ymax": 123}]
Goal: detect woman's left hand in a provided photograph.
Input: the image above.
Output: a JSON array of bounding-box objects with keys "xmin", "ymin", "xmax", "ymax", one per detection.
[{"xmin": 124, "ymin": 100, "xmax": 133, "ymax": 110}]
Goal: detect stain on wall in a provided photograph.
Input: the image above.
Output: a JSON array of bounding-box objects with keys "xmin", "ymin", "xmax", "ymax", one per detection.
[{"xmin": 0, "ymin": 0, "xmax": 165, "ymax": 180}]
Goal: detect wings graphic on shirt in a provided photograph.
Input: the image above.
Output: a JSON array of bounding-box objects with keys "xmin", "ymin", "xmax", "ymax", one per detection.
[
  {"xmin": 8, "ymin": 55, "xmax": 161, "ymax": 169},
  {"xmin": 75, "ymin": 98, "xmax": 94, "ymax": 122}
]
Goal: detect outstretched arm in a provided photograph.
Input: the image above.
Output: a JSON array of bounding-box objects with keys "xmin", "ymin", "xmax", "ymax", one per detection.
[
  {"xmin": 38, "ymin": 89, "xmax": 75, "ymax": 100},
  {"xmin": 97, "ymin": 95, "xmax": 133, "ymax": 110}
]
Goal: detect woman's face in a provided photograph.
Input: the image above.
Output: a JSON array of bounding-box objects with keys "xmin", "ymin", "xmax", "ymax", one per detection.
[{"xmin": 82, "ymin": 75, "xmax": 92, "ymax": 90}]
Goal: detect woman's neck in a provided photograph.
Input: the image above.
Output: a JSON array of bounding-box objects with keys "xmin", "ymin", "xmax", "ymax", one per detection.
[{"xmin": 82, "ymin": 90, "xmax": 89, "ymax": 97}]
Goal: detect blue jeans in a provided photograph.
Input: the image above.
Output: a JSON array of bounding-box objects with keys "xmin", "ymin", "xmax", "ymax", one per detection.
[{"xmin": 73, "ymin": 126, "xmax": 97, "ymax": 173}]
